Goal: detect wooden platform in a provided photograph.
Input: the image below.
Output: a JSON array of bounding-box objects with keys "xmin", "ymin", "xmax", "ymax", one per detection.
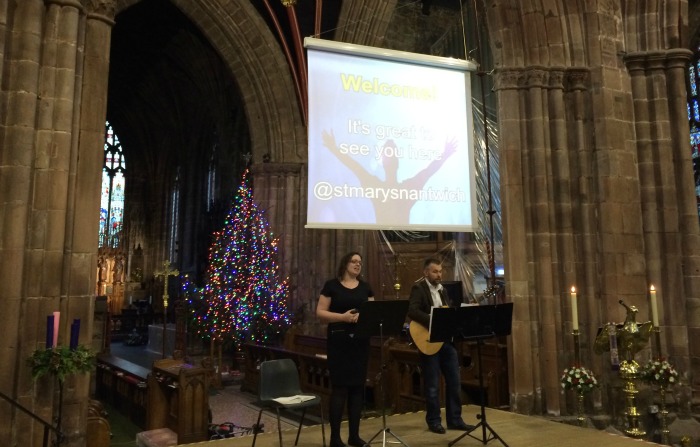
[{"xmin": 183, "ymin": 405, "xmax": 661, "ymax": 447}]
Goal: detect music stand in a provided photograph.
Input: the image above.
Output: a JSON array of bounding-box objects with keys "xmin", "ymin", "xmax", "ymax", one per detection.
[
  {"xmin": 355, "ymin": 300, "xmax": 410, "ymax": 447},
  {"xmin": 429, "ymin": 303, "xmax": 513, "ymax": 447}
]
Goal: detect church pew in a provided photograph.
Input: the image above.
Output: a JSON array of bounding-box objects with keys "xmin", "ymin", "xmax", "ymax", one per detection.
[{"xmin": 96, "ymin": 354, "xmax": 149, "ymax": 428}]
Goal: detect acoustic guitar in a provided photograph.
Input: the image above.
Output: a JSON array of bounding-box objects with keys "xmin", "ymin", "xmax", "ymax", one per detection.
[{"xmin": 409, "ymin": 320, "xmax": 443, "ymax": 355}]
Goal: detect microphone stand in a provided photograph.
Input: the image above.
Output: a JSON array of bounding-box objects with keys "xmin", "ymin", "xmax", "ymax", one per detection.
[
  {"xmin": 449, "ymin": 331, "xmax": 508, "ymax": 447},
  {"xmin": 365, "ymin": 321, "xmax": 409, "ymax": 447}
]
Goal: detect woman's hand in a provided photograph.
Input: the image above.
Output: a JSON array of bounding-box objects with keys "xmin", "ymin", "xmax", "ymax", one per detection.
[{"xmin": 345, "ymin": 309, "xmax": 359, "ymax": 323}]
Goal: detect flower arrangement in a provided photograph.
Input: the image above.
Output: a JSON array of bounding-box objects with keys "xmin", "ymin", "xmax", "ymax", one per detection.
[
  {"xmin": 29, "ymin": 345, "xmax": 95, "ymax": 382},
  {"xmin": 641, "ymin": 358, "xmax": 679, "ymax": 386},
  {"xmin": 560, "ymin": 365, "xmax": 599, "ymax": 394}
]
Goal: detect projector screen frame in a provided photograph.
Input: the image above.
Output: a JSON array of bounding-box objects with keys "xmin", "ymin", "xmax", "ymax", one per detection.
[
  {"xmin": 304, "ymin": 37, "xmax": 479, "ymax": 233},
  {"xmin": 304, "ymin": 37, "xmax": 478, "ymax": 72}
]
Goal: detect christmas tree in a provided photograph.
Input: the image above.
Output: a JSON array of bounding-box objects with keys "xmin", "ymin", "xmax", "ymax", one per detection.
[{"xmin": 188, "ymin": 168, "xmax": 290, "ymax": 349}]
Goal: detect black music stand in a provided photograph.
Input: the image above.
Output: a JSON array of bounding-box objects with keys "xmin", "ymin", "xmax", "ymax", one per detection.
[
  {"xmin": 429, "ymin": 303, "xmax": 513, "ymax": 447},
  {"xmin": 355, "ymin": 300, "xmax": 410, "ymax": 447}
]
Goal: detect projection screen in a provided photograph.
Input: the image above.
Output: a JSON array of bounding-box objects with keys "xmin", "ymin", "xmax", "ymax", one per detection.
[{"xmin": 305, "ymin": 37, "xmax": 478, "ymax": 232}]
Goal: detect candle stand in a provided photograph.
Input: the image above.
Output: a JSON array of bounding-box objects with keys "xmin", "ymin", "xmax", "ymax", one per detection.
[
  {"xmin": 573, "ymin": 329, "xmax": 580, "ymax": 365},
  {"xmin": 576, "ymin": 392, "xmax": 585, "ymax": 427},
  {"xmin": 658, "ymin": 385, "xmax": 670, "ymax": 445},
  {"xmin": 651, "ymin": 325, "xmax": 672, "ymax": 445},
  {"xmin": 572, "ymin": 328, "xmax": 586, "ymax": 427},
  {"xmin": 573, "ymin": 329, "xmax": 583, "ymax": 426},
  {"xmin": 653, "ymin": 326, "xmax": 662, "ymax": 360}
]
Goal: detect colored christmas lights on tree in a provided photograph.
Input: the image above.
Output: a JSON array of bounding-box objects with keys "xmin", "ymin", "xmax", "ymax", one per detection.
[{"xmin": 184, "ymin": 169, "xmax": 290, "ymax": 349}]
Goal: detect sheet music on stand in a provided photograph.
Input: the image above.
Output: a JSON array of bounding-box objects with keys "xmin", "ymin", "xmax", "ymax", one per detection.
[
  {"xmin": 429, "ymin": 302, "xmax": 513, "ymax": 342},
  {"xmin": 429, "ymin": 303, "xmax": 514, "ymax": 447}
]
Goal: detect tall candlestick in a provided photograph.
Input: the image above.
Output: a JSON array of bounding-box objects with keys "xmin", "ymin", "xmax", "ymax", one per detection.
[
  {"xmin": 650, "ymin": 285, "xmax": 659, "ymax": 327},
  {"xmin": 571, "ymin": 286, "xmax": 579, "ymax": 331},
  {"xmin": 52, "ymin": 311, "xmax": 60, "ymax": 348}
]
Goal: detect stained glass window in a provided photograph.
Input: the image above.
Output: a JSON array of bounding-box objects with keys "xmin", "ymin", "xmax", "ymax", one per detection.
[
  {"xmin": 690, "ymin": 46, "xmax": 700, "ymax": 217},
  {"xmin": 100, "ymin": 122, "xmax": 126, "ymax": 248},
  {"xmin": 207, "ymin": 145, "xmax": 217, "ymax": 212}
]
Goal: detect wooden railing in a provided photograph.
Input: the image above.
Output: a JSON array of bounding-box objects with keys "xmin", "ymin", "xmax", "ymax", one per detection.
[{"xmin": 241, "ymin": 333, "xmax": 509, "ymax": 414}]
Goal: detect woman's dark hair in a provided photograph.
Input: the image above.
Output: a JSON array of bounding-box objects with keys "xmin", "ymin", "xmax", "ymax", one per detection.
[{"xmin": 337, "ymin": 251, "xmax": 362, "ymax": 279}]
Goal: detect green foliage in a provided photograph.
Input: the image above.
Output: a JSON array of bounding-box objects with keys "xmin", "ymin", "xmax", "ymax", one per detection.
[{"xmin": 28, "ymin": 345, "xmax": 96, "ymax": 382}]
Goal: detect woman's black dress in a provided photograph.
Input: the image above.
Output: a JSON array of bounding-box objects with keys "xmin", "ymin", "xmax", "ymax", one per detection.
[{"xmin": 321, "ymin": 278, "xmax": 374, "ymax": 387}]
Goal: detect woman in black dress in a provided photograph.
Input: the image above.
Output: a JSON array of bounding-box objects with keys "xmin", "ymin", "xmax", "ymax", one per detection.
[{"xmin": 316, "ymin": 252, "xmax": 374, "ymax": 447}]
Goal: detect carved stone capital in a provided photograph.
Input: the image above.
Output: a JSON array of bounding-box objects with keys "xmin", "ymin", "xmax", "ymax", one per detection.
[
  {"xmin": 523, "ymin": 67, "xmax": 548, "ymax": 88},
  {"xmin": 564, "ymin": 68, "xmax": 590, "ymax": 92},
  {"xmin": 45, "ymin": 0, "xmax": 83, "ymax": 9},
  {"xmin": 548, "ymin": 69, "xmax": 565, "ymax": 90},
  {"xmin": 623, "ymin": 49, "xmax": 692, "ymax": 73},
  {"xmin": 82, "ymin": 0, "xmax": 117, "ymax": 23},
  {"xmin": 493, "ymin": 69, "xmax": 522, "ymax": 90}
]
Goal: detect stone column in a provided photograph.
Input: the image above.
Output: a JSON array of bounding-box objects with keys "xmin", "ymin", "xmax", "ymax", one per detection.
[
  {"xmin": 493, "ymin": 68, "xmax": 538, "ymax": 413},
  {"xmin": 59, "ymin": 0, "xmax": 116, "ymax": 446},
  {"xmin": 625, "ymin": 49, "xmax": 698, "ymax": 390},
  {"xmin": 0, "ymin": 1, "xmax": 46, "ymax": 442}
]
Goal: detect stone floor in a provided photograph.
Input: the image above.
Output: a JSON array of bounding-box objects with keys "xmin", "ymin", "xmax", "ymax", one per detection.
[
  {"xmin": 104, "ymin": 342, "xmax": 700, "ymax": 446},
  {"xmin": 106, "ymin": 342, "xmax": 302, "ymax": 446}
]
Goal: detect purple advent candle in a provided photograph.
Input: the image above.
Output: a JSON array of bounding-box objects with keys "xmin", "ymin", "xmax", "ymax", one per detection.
[{"xmin": 46, "ymin": 315, "xmax": 54, "ymax": 349}]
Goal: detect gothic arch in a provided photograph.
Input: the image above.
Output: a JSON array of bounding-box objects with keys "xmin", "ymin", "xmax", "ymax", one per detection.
[
  {"xmin": 485, "ymin": 0, "xmax": 588, "ymax": 68},
  {"xmin": 621, "ymin": 0, "xmax": 687, "ymax": 51},
  {"xmin": 115, "ymin": 0, "xmax": 306, "ymax": 164}
]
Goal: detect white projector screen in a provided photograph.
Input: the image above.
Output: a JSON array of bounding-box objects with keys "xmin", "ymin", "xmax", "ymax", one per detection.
[{"xmin": 305, "ymin": 37, "xmax": 478, "ymax": 232}]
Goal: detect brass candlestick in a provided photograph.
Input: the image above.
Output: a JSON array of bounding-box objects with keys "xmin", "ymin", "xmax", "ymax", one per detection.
[
  {"xmin": 653, "ymin": 326, "xmax": 662, "ymax": 358},
  {"xmin": 659, "ymin": 385, "xmax": 670, "ymax": 445},
  {"xmin": 652, "ymin": 326, "xmax": 670, "ymax": 445},
  {"xmin": 572, "ymin": 329, "xmax": 587, "ymax": 427},
  {"xmin": 573, "ymin": 329, "xmax": 580, "ymax": 365},
  {"xmin": 576, "ymin": 392, "xmax": 586, "ymax": 427}
]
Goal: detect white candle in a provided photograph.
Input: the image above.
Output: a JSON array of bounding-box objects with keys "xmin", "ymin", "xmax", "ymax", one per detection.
[
  {"xmin": 650, "ymin": 285, "xmax": 659, "ymax": 327},
  {"xmin": 570, "ymin": 286, "xmax": 579, "ymax": 331}
]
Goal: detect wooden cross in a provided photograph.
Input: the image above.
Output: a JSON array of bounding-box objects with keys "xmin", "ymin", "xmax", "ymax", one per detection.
[{"xmin": 155, "ymin": 260, "xmax": 179, "ymax": 358}]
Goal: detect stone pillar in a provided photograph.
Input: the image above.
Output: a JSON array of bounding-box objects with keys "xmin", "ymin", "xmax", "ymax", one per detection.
[
  {"xmin": 493, "ymin": 68, "xmax": 538, "ymax": 413},
  {"xmin": 624, "ymin": 49, "xmax": 699, "ymax": 391}
]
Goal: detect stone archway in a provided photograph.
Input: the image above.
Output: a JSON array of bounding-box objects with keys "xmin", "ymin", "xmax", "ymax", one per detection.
[{"xmin": 483, "ymin": 0, "xmax": 697, "ymax": 416}]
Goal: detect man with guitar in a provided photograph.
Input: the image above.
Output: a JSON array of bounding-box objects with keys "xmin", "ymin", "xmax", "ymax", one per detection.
[{"xmin": 407, "ymin": 257, "xmax": 475, "ymax": 435}]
